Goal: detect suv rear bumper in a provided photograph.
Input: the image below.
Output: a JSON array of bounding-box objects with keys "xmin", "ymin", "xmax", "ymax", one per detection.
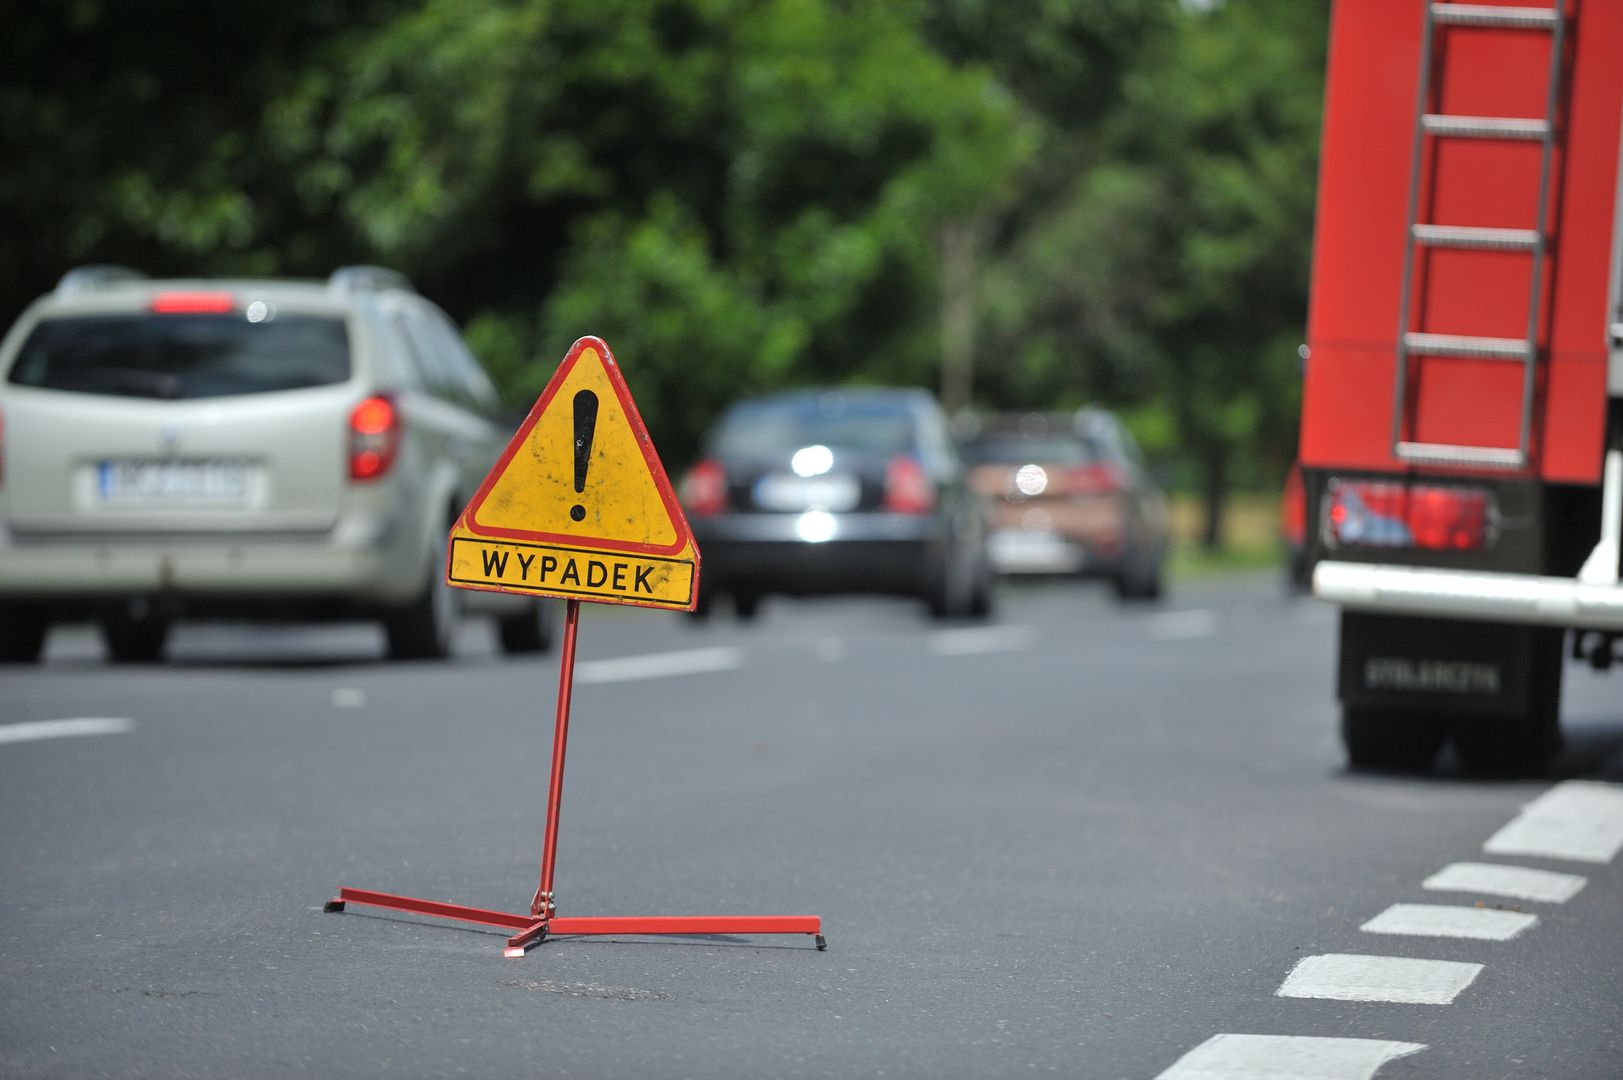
[{"xmin": 0, "ymin": 526, "xmax": 426, "ymax": 610}]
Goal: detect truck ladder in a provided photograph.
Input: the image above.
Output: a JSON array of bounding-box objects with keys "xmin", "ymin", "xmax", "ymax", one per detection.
[{"xmin": 1391, "ymin": 2, "xmax": 1567, "ymax": 471}]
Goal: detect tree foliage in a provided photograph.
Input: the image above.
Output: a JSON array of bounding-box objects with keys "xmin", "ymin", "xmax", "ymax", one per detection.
[{"xmin": 2, "ymin": 0, "xmax": 1327, "ymax": 527}]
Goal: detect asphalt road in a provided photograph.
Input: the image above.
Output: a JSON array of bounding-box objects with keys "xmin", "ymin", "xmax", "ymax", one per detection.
[{"xmin": 2, "ymin": 572, "xmax": 1620, "ymax": 1079}]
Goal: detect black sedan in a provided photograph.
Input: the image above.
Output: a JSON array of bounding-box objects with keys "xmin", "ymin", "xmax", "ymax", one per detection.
[{"xmin": 678, "ymin": 387, "xmax": 993, "ymax": 620}]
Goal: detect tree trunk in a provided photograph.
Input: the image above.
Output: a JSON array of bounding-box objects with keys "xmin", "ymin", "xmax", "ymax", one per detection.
[
  {"xmin": 938, "ymin": 218, "xmax": 982, "ymax": 417},
  {"xmin": 1201, "ymin": 446, "xmax": 1228, "ymax": 551}
]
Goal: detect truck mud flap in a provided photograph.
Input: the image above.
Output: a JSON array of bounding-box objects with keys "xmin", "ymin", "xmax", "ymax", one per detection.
[{"xmin": 1338, "ymin": 612, "xmax": 1554, "ymax": 717}]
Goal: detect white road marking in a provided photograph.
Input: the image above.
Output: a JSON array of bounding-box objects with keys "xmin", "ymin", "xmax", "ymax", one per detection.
[
  {"xmin": 330, "ymin": 688, "xmax": 368, "ymax": 709},
  {"xmin": 1146, "ymin": 609, "xmax": 1218, "ymax": 641},
  {"xmin": 927, "ymin": 625, "xmax": 1033, "ymax": 656},
  {"xmin": 575, "ymin": 646, "xmax": 743, "ymax": 684},
  {"xmin": 1156, "ymin": 1034, "xmax": 1426, "ymax": 1080},
  {"xmin": 1276, "ymin": 954, "xmax": 1482, "ymax": 1004},
  {"xmin": 1483, "ymin": 780, "xmax": 1623, "ymax": 865},
  {"xmin": 1360, "ymin": 903, "xmax": 1536, "ymax": 941},
  {"xmin": 1423, "ymin": 862, "xmax": 1587, "ymax": 904},
  {"xmin": 0, "ymin": 717, "xmax": 135, "ymax": 745}
]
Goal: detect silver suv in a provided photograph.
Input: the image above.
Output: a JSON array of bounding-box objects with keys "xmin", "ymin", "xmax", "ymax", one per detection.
[{"xmin": 0, "ymin": 265, "xmax": 551, "ymax": 663}]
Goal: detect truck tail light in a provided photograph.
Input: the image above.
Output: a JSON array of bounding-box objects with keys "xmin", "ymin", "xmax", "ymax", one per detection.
[
  {"xmin": 884, "ymin": 455, "xmax": 936, "ymax": 514},
  {"xmin": 349, "ymin": 395, "xmax": 400, "ymax": 481},
  {"xmin": 150, "ymin": 291, "xmax": 236, "ymax": 314},
  {"xmin": 1325, "ymin": 479, "xmax": 1494, "ymax": 551},
  {"xmin": 679, "ymin": 459, "xmax": 728, "ymax": 516}
]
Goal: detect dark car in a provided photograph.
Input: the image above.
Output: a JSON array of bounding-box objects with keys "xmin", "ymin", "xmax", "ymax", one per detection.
[
  {"xmin": 677, "ymin": 387, "xmax": 994, "ymax": 619},
  {"xmin": 960, "ymin": 409, "xmax": 1168, "ymax": 600}
]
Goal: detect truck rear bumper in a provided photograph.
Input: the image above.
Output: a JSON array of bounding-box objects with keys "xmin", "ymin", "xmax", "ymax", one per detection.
[{"xmin": 1315, "ymin": 561, "xmax": 1623, "ymax": 630}]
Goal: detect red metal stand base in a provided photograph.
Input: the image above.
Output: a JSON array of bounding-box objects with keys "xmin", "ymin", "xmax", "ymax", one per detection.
[
  {"xmin": 324, "ymin": 886, "xmax": 825, "ymax": 958},
  {"xmin": 326, "ymin": 601, "xmax": 822, "ymax": 960}
]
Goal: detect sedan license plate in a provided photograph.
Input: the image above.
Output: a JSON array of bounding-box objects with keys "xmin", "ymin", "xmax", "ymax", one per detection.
[
  {"xmin": 97, "ymin": 460, "xmax": 250, "ymax": 503},
  {"xmin": 753, "ymin": 472, "xmax": 861, "ymax": 512},
  {"xmin": 988, "ymin": 529, "xmax": 1083, "ymax": 573}
]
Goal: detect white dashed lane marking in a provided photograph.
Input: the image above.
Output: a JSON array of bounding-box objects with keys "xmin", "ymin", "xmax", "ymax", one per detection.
[
  {"xmin": 1155, "ymin": 1034, "xmax": 1426, "ymax": 1080},
  {"xmin": 1276, "ymin": 954, "xmax": 1483, "ymax": 1004},
  {"xmin": 1146, "ymin": 609, "xmax": 1218, "ymax": 641},
  {"xmin": 1483, "ymin": 780, "xmax": 1623, "ymax": 864},
  {"xmin": 1423, "ymin": 861, "xmax": 1587, "ymax": 904},
  {"xmin": 1360, "ymin": 903, "xmax": 1537, "ymax": 942},
  {"xmin": 576, "ymin": 646, "xmax": 743, "ymax": 684},
  {"xmin": 927, "ymin": 625, "xmax": 1032, "ymax": 656},
  {"xmin": 0, "ymin": 717, "xmax": 136, "ymax": 745}
]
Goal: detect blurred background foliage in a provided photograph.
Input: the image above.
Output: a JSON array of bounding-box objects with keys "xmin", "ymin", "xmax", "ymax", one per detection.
[{"xmin": 0, "ymin": 0, "xmax": 1327, "ymax": 547}]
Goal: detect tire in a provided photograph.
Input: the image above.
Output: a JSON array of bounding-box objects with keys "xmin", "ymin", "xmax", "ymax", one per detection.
[
  {"xmin": 1114, "ymin": 543, "xmax": 1164, "ymax": 603},
  {"xmin": 1341, "ymin": 707, "xmax": 1446, "ymax": 773},
  {"xmin": 1451, "ymin": 628, "xmax": 1564, "ymax": 778},
  {"xmin": 687, "ymin": 585, "xmax": 714, "ymax": 621},
  {"xmin": 925, "ymin": 539, "xmax": 989, "ymax": 621},
  {"xmin": 385, "ymin": 550, "xmax": 458, "ymax": 661},
  {"xmin": 497, "ymin": 601, "xmax": 555, "ymax": 655},
  {"xmin": 733, "ymin": 592, "xmax": 761, "ymax": 621},
  {"xmin": 925, "ymin": 571, "xmax": 962, "ymax": 621},
  {"xmin": 101, "ymin": 607, "xmax": 169, "ymax": 664},
  {"xmin": 0, "ymin": 605, "xmax": 48, "ymax": 664},
  {"xmin": 967, "ymin": 559, "xmax": 995, "ymax": 620}
]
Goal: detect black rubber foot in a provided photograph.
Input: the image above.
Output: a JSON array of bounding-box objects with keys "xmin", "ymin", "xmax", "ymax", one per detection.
[
  {"xmin": 324, "ymin": 900, "xmax": 345, "ymax": 913},
  {"xmin": 815, "ymin": 934, "xmax": 827, "ymax": 951}
]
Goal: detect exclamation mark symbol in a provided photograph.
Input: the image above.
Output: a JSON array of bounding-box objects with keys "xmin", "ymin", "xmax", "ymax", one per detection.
[{"xmin": 570, "ymin": 389, "xmax": 599, "ymax": 522}]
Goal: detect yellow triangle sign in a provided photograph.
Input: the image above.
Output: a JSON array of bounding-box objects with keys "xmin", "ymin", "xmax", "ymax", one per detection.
[{"xmin": 446, "ymin": 336, "xmax": 700, "ymax": 610}]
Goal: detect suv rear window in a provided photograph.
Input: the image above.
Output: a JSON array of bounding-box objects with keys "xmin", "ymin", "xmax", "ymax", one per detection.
[
  {"xmin": 962, "ymin": 435, "xmax": 1100, "ymax": 467},
  {"xmin": 7, "ymin": 313, "xmax": 351, "ymax": 399}
]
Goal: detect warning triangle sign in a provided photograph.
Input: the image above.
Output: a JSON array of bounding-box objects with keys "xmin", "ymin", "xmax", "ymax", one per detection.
[{"xmin": 446, "ymin": 337, "xmax": 700, "ymax": 611}]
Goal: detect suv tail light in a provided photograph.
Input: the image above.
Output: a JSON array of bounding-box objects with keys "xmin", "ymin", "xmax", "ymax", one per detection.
[
  {"xmin": 150, "ymin": 291, "xmax": 236, "ymax": 314},
  {"xmin": 679, "ymin": 459, "xmax": 728, "ymax": 515},
  {"xmin": 1325, "ymin": 479, "xmax": 1494, "ymax": 551},
  {"xmin": 884, "ymin": 455, "xmax": 936, "ymax": 514},
  {"xmin": 1062, "ymin": 462, "xmax": 1126, "ymax": 495},
  {"xmin": 349, "ymin": 395, "xmax": 400, "ymax": 481}
]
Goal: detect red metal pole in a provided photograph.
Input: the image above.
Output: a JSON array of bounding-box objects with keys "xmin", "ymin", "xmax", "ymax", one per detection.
[{"xmin": 532, "ymin": 598, "xmax": 581, "ymax": 919}]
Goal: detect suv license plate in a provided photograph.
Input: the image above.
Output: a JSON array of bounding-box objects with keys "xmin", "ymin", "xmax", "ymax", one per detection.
[{"xmin": 98, "ymin": 460, "xmax": 250, "ymax": 503}]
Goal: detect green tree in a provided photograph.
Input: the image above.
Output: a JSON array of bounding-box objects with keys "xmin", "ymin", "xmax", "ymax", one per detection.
[
  {"xmin": 2, "ymin": 0, "xmax": 1021, "ymax": 466},
  {"xmin": 971, "ymin": 0, "xmax": 1327, "ymax": 546}
]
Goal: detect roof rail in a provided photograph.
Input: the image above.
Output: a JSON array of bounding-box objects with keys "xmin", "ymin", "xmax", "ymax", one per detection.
[
  {"xmin": 328, "ymin": 265, "xmax": 414, "ymax": 295},
  {"xmin": 54, "ymin": 265, "xmax": 147, "ymax": 296}
]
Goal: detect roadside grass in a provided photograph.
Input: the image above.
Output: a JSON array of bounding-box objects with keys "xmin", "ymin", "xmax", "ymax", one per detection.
[{"xmin": 1167, "ymin": 492, "xmax": 1287, "ymax": 580}]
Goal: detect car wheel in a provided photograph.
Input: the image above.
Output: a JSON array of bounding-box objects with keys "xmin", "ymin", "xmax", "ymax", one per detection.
[
  {"xmin": 1113, "ymin": 545, "xmax": 1164, "ymax": 603},
  {"xmin": 924, "ymin": 567, "xmax": 959, "ymax": 620},
  {"xmin": 687, "ymin": 585, "xmax": 714, "ymax": 621},
  {"xmin": 926, "ymin": 545, "xmax": 985, "ymax": 621},
  {"xmin": 498, "ymin": 601, "xmax": 555, "ymax": 655},
  {"xmin": 0, "ymin": 605, "xmax": 48, "ymax": 664},
  {"xmin": 385, "ymin": 551, "xmax": 458, "ymax": 661},
  {"xmin": 1341, "ymin": 707, "xmax": 1446, "ymax": 773},
  {"xmin": 101, "ymin": 606, "xmax": 169, "ymax": 664},
  {"xmin": 733, "ymin": 592, "xmax": 761, "ymax": 621}
]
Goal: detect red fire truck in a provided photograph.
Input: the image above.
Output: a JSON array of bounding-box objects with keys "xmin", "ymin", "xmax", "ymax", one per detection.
[{"xmin": 1299, "ymin": 0, "xmax": 1623, "ymax": 774}]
